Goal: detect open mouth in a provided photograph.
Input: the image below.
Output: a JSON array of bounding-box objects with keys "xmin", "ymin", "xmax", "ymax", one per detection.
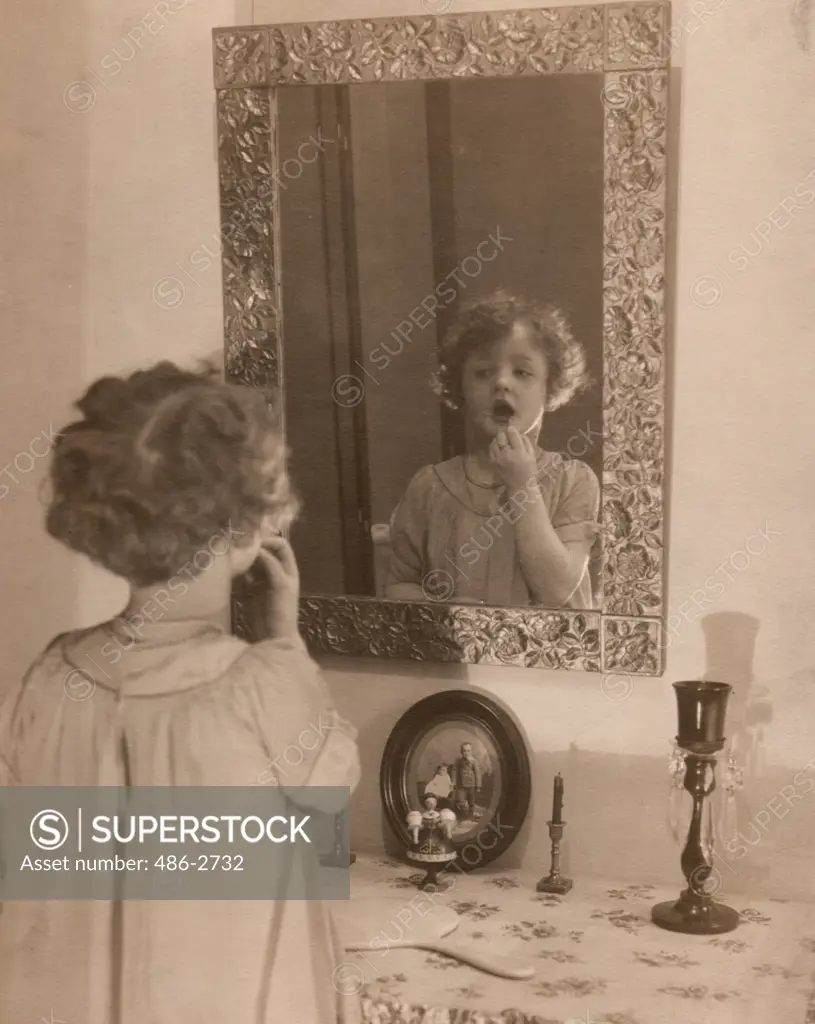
[{"xmin": 491, "ymin": 399, "xmax": 516, "ymax": 422}]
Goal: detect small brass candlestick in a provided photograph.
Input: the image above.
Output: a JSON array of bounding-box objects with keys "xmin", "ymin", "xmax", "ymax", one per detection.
[
  {"xmin": 319, "ymin": 812, "xmax": 355, "ymax": 867},
  {"xmin": 537, "ymin": 820, "xmax": 573, "ymax": 894},
  {"xmin": 652, "ymin": 681, "xmax": 739, "ymax": 935}
]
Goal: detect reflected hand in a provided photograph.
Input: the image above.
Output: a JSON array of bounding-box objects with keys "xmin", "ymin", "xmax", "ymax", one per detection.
[{"xmin": 488, "ymin": 427, "xmax": 538, "ymax": 492}]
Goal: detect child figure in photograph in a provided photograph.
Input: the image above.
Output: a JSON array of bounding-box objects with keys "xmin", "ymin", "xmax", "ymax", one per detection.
[
  {"xmin": 424, "ymin": 763, "xmax": 453, "ymax": 807},
  {"xmin": 453, "ymin": 742, "xmax": 483, "ymax": 821},
  {"xmin": 384, "ymin": 290, "xmax": 600, "ymax": 609}
]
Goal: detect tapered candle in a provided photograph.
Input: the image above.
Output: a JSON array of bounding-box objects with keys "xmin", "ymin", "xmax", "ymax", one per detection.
[{"xmin": 552, "ymin": 773, "xmax": 564, "ymax": 824}]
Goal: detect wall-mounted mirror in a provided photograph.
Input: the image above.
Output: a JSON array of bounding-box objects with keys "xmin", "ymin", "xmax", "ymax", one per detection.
[{"xmin": 214, "ymin": 4, "xmax": 670, "ymax": 676}]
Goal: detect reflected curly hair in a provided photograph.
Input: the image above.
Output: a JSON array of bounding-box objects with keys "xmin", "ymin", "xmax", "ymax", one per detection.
[
  {"xmin": 45, "ymin": 361, "xmax": 297, "ymax": 586},
  {"xmin": 433, "ymin": 290, "xmax": 591, "ymax": 412}
]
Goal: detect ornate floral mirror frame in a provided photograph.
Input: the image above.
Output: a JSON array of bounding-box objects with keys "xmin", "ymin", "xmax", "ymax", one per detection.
[{"xmin": 213, "ymin": 2, "xmax": 670, "ymax": 678}]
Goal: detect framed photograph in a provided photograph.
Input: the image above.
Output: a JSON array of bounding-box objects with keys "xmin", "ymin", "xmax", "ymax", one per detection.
[{"xmin": 381, "ymin": 690, "xmax": 531, "ymax": 871}]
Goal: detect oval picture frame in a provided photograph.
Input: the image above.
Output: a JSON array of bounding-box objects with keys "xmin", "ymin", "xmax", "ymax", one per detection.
[{"xmin": 380, "ymin": 690, "xmax": 531, "ymax": 871}]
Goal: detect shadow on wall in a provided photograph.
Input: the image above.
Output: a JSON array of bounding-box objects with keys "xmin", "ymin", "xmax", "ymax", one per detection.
[
  {"xmin": 791, "ymin": 0, "xmax": 813, "ymax": 52},
  {"xmin": 696, "ymin": 610, "xmax": 810, "ymax": 901},
  {"xmin": 701, "ymin": 612, "xmax": 769, "ymax": 782}
]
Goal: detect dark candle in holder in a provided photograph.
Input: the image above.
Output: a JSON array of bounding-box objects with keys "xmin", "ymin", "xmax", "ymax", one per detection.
[
  {"xmin": 652, "ymin": 680, "xmax": 739, "ymax": 935},
  {"xmin": 538, "ymin": 773, "xmax": 571, "ymax": 894},
  {"xmin": 552, "ymin": 773, "xmax": 564, "ymax": 825}
]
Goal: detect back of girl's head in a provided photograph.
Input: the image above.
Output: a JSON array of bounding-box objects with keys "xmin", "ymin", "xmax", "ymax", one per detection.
[
  {"xmin": 433, "ymin": 289, "xmax": 590, "ymax": 411},
  {"xmin": 46, "ymin": 361, "xmax": 296, "ymax": 586}
]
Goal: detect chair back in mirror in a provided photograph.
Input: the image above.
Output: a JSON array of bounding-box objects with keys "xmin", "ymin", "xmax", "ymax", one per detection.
[{"xmin": 371, "ymin": 525, "xmax": 393, "ymax": 600}]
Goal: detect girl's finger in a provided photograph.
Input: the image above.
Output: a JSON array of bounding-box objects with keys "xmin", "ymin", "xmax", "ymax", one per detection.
[
  {"xmin": 264, "ymin": 536, "xmax": 299, "ymax": 577},
  {"xmin": 255, "ymin": 546, "xmax": 286, "ymax": 581},
  {"xmin": 257, "ymin": 542, "xmax": 297, "ymax": 584},
  {"xmin": 506, "ymin": 426, "xmax": 523, "ymax": 450},
  {"xmin": 260, "ymin": 519, "xmax": 284, "ymax": 543}
]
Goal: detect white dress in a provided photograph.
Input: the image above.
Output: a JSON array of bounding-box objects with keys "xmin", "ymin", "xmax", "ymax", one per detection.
[
  {"xmin": 424, "ymin": 773, "xmax": 452, "ymax": 800},
  {"xmin": 0, "ymin": 618, "xmax": 362, "ymax": 1024}
]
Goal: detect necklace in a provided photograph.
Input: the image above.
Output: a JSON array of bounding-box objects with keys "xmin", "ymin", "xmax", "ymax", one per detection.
[{"xmin": 462, "ymin": 455, "xmax": 502, "ymax": 490}]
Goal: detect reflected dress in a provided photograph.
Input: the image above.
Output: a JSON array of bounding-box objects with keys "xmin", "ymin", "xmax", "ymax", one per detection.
[
  {"xmin": 0, "ymin": 618, "xmax": 362, "ymax": 1024},
  {"xmin": 385, "ymin": 449, "xmax": 601, "ymax": 608}
]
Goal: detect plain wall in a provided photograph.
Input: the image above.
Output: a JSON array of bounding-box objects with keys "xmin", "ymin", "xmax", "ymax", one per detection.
[{"xmin": 1, "ymin": 0, "xmax": 814, "ymax": 900}]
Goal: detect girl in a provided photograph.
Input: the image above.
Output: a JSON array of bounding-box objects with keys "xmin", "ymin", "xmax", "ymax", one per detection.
[
  {"xmin": 424, "ymin": 763, "xmax": 453, "ymax": 805},
  {"xmin": 384, "ymin": 291, "xmax": 600, "ymax": 609},
  {"xmin": 0, "ymin": 362, "xmax": 361, "ymax": 1024}
]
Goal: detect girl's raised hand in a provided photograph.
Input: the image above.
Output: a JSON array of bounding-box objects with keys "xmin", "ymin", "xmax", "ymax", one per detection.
[
  {"xmin": 255, "ymin": 536, "xmax": 301, "ymax": 642},
  {"xmin": 489, "ymin": 426, "xmax": 538, "ymax": 492}
]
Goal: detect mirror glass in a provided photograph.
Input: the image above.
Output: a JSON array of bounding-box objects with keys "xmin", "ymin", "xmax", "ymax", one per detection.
[{"xmin": 280, "ymin": 75, "xmax": 604, "ymax": 610}]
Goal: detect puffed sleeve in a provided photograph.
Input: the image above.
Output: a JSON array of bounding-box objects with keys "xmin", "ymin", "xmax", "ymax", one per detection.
[
  {"xmin": 551, "ymin": 459, "xmax": 601, "ymax": 546},
  {"xmin": 229, "ymin": 638, "xmax": 360, "ymax": 814},
  {"xmin": 384, "ymin": 466, "xmax": 434, "ymax": 589}
]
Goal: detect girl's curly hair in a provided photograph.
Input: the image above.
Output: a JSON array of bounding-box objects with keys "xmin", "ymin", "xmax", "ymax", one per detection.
[
  {"xmin": 432, "ymin": 290, "xmax": 591, "ymax": 412},
  {"xmin": 45, "ymin": 361, "xmax": 297, "ymax": 586}
]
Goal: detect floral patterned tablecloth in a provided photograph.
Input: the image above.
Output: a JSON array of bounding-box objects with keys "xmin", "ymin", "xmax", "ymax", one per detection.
[{"xmin": 340, "ymin": 855, "xmax": 815, "ymax": 1024}]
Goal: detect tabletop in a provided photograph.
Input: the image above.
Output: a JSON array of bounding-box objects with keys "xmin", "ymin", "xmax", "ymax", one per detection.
[{"xmin": 340, "ymin": 854, "xmax": 815, "ymax": 1024}]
